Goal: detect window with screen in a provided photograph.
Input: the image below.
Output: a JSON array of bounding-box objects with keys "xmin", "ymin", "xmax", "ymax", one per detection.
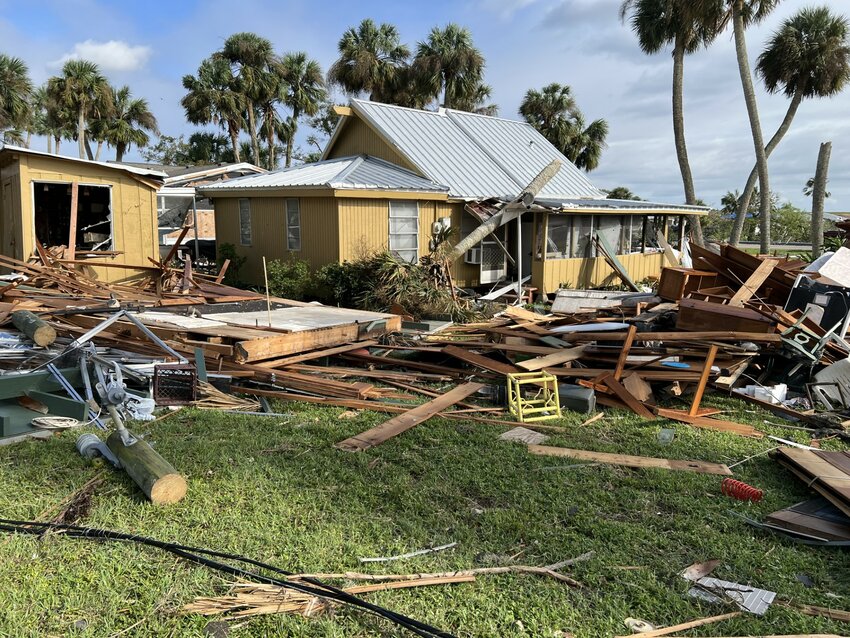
[
  {"xmin": 286, "ymin": 198, "xmax": 301, "ymax": 251},
  {"xmin": 389, "ymin": 201, "xmax": 419, "ymax": 263},
  {"xmin": 238, "ymin": 198, "xmax": 252, "ymax": 245}
]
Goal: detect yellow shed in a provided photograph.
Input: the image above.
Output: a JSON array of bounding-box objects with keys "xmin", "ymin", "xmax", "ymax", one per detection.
[
  {"xmin": 0, "ymin": 144, "xmax": 165, "ymax": 282},
  {"xmin": 204, "ymin": 99, "xmax": 708, "ymax": 292}
]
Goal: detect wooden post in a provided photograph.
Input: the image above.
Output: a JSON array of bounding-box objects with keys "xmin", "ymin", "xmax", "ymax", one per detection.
[
  {"xmin": 613, "ymin": 325, "xmax": 637, "ymax": 381},
  {"xmin": 11, "ymin": 310, "xmax": 56, "ymax": 346},
  {"xmin": 106, "ymin": 431, "xmax": 187, "ymax": 505},
  {"xmin": 67, "ymin": 182, "xmax": 79, "ymax": 259},
  {"xmin": 262, "ymin": 256, "xmax": 272, "ymax": 327},
  {"xmin": 689, "ymin": 345, "xmax": 719, "ymax": 417}
]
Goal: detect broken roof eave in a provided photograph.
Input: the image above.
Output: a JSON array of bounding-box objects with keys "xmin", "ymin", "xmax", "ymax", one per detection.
[{"xmin": 0, "ymin": 143, "xmax": 167, "ymax": 180}]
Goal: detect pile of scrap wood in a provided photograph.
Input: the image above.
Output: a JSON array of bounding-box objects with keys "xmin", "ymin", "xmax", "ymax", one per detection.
[{"xmin": 1, "ymin": 241, "xmax": 849, "ymax": 456}]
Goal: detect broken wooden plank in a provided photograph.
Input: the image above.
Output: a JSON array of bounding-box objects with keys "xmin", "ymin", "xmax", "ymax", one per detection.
[
  {"xmin": 656, "ymin": 408, "xmax": 764, "ymax": 438},
  {"xmin": 689, "ymin": 344, "xmax": 718, "ymax": 416},
  {"xmin": 442, "ymin": 345, "xmax": 520, "ymax": 375},
  {"xmin": 728, "ymin": 257, "xmax": 780, "ymax": 307},
  {"xmin": 335, "ymin": 382, "xmax": 487, "ymax": 452},
  {"xmin": 256, "ymin": 340, "xmax": 378, "ymax": 368},
  {"xmin": 516, "ymin": 345, "xmax": 586, "ymax": 372},
  {"xmin": 599, "ymin": 373, "xmax": 655, "ymax": 419},
  {"xmin": 594, "ymin": 231, "xmax": 639, "ymax": 291},
  {"xmin": 656, "ymin": 229, "xmax": 681, "ymax": 268},
  {"xmin": 528, "ymin": 445, "xmax": 732, "ymax": 475},
  {"xmin": 613, "ymin": 325, "xmax": 637, "ymax": 381}
]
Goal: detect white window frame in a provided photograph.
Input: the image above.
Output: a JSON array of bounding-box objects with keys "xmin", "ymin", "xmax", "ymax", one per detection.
[
  {"xmin": 238, "ymin": 198, "xmax": 252, "ymax": 246},
  {"xmin": 388, "ymin": 200, "xmax": 419, "ymax": 263},
  {"xmin": 285, "ymin": 198, "xmax": 301, "ymax": 251},
  {"xmin": 30, "ymin": 180, "xmax": 114, "ymax": 252}
]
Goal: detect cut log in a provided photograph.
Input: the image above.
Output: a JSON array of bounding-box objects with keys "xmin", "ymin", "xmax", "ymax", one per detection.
[
  {"xmin": 106, "ymin": 431, "xmax": 187, "ymax": 504},
  {"xmin": 11, "ymin": 310, "xmax": 57, "ymax": 347}
]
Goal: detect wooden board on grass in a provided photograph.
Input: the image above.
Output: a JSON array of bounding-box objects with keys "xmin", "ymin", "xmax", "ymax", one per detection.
[
  {"xmin": 516, "ymin": 345, "xmax": 586, "ymax": 371},
  {"xmin": 528, "ymin": 445, "xmax": 732, "ymax": 475},
  {"xmin": 335, "ymin": 382, "xmax": 486, "ymax": 452}
]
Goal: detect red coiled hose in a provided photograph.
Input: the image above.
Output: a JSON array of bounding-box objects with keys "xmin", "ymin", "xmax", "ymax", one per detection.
[{"xmin": 721, "ymin": 478, "xmax": 763, "ymax": 502}]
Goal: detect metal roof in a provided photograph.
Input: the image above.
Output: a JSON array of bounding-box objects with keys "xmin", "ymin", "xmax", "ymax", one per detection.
[
  {"xmin": 345, "ymin": 99, "xmax": 607, "ymax": 201},
  {"xmin": 115, "ymin": 161, "xmax": 266, "ymax": 182},
  {"xmin": 541, "ymin": 197, "xmax": 710, "ymax": 213},
  {"xmin": 0, "ymin": 143, "xmax": 167, "ymax": 179},
  {"xmin": 200, "ymin": 155, "xmax": 449, "ymax": 193}
]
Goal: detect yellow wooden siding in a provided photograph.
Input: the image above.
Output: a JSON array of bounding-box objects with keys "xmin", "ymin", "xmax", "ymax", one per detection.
[
  {"xmin": 12, "ymin": 155, "xmax": 158, "ymax": 282},
  {"xmin": 535, "ymin": 252, "xmax": 667, "ymax": 291},
  {"xmin": 214, "ymin": 195, "xmax": 339, "ymax": 284},
  {"xmin": 326, "ymin": 116, "xmax": 420, "ymax": 173},
  {"xmin": 0, "ymin": 162, "xmax": 23, "ymax": 260}
]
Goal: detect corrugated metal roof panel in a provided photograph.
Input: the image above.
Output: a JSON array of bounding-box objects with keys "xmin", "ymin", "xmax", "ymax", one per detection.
[
  {"xmin": 350, "ymin": 99, "xmax": 606, "ymax": 200},
  {"xmin": 353, "ymin": 100, "xmax": 521, "ymax": 199},
  {"xmin": 201, "ymin": 155, "xmax": 448, "ymax": 192},
  {"xmin": 0, "ymin": 143, "xmax": 167, "ymax": 179}
]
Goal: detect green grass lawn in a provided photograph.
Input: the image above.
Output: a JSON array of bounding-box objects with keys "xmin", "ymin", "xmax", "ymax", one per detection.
[{"xmin": 1, "ymin": 395, "xmax": 848, "ymax": 637}]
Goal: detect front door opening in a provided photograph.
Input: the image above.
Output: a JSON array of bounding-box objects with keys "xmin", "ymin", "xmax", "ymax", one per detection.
[{"xmin": 34, "ymin": 182, "xmax": 112, "ymax": 252}]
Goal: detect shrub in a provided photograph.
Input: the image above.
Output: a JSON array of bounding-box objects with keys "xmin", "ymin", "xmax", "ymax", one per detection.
[
  {"xmin": 216, "ymin": 243, "xmax": 247, "ymax": 286},
  {"xmin": 266, "ymin": 257, "xmax": 313, "ymax": 301}
]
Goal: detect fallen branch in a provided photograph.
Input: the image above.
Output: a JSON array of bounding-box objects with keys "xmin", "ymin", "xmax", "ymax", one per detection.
[
  {"xmin": 359, "ymin": 541, "xmax": 458, "ymax": 563},
  {"xmin": 614, "ymin": 611, "xmax": 742, "ymax": 638}
]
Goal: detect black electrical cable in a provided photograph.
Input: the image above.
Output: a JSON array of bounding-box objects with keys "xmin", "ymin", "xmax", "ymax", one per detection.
[{"xmin": 0, "ymin": 519, "xmax": 456, "ymax": 638}]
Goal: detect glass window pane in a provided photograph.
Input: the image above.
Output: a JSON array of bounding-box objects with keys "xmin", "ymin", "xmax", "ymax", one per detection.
[
  {"xmin": 238, "ymin": 198, "xmax": 252, "ymax": 245},
  {"xmin": 393, "ymin": 249, "xmax": 417, "ymax": 263},
  {"xmin": 547, "ymin": 216, "xmax": 570, "ymax": 258},
  {"xmin": 572, "ymin": 215, "xmax": 594, "ymax": 258}
]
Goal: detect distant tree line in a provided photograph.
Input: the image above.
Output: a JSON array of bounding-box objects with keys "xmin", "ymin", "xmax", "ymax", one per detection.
[
  {"xmin": 0, "ymin": 56, "xmax": 159, "ymax": 161},
  {"xmin": 619, "ymin": 1, "xmax": 850, "ymax": 252}
]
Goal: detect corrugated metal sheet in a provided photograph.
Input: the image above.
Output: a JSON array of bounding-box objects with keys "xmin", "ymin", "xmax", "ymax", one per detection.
[
  {"xmin": 541, "ymin": 197, "xmax": 710, "ymax": 212},
  {"xmin": 0, "ymin": 143, "xmax": 167, "ymax": 179},
  {"xmin": 202, "ymin": 155, "xmax": 447, "ymax": 193},
  {"xmin": 350, "ymin": 99, "xmax": 607, "ymax": 201}
]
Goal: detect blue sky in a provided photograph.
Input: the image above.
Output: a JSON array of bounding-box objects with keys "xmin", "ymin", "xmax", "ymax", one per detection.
[{"xmin": 2, "ymin": 0, "xmax": 848, "ymax": 210}]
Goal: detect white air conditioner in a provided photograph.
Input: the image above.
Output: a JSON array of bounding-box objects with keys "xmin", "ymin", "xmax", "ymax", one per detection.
[{"xmin": 465, "ymin": 246, "xmax": 482, "ymax": 265}]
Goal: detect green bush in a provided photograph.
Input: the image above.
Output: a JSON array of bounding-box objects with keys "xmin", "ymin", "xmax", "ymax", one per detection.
[
  {"xmin": 216, "ymin": 243, "xmax": 247, "ymax": 286},
  {"xmin": 266, "ymin": 257, "xmax": 313, "ymax": 301},
  {"xmin": 315, "ymin": 250, "xmax": 477, "ymax": 321}
]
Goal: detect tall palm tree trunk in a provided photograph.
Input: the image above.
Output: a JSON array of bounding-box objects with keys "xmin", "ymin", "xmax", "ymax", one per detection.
[
  {"xmin": 732, "ymin": 0, "xmax": 771, "ymax": 253},
  {"xmin": 77, "ymin": 108, "xmax": 86, "ymax": 159},
  {"xmin": 672, "ymin": 35, "xmax": 704, "ymax": 247},
  {"xmin": 228, "ymin": 121, "xmax": 241, "ymax": 163},
  {"xmin": 115, "ymin": 142, "xmax": 126, "ymax": 162},
  {"xmin": 730, "ymin": 86, "xmax": 804, "ymax": 245},
  {"xmin": 810, "ymin": 141, "xmax": 832, "ymax": 260},
  {"xmin": 266, "ymin": 122, "xmax": 276, "ymax": 170},
  {"xmin": 95, "ymin": 141, "xmax": 103, "ymax": 161},
  {"xmin": 25, "ymin": 132, "xmax": 32, "ymax": 148},
  {"xmin": 285, "ymin": 108, "xmax": 299, "ymax": 168},
  {"xmin": 246, "ymin": 101, "xmax": 261, "ymax": 166},
  {"xmin": 84, "ymin": 137, "xmax": 94, "ymax": 161},
  {"xmin": 47, "ymin": 136, "xmax": 53, "ymax": 155},
  {"xmin": 54, "ymin": 137, "xmax": 61, "ymax": 154}
]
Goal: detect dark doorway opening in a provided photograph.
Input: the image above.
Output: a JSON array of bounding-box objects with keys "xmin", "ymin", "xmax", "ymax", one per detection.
[{"xmin": 34, "ymin": 182, "xmax": 112, "ymax": 251}]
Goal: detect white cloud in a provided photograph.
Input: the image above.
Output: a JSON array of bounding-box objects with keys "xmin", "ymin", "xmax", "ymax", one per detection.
[
  {"xmin": 479, "ymin": 0, "xmax": 539, "ymax": 19},
  {"xmin": 53, "ymin": 40, "xmax": 151, "ymax": 71}
]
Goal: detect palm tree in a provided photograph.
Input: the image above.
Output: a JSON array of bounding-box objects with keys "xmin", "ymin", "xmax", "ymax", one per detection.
[
  {"xmin": 0, "ymin": 54, "xmax": 33, "ymax": 142},
  {"xmin": 620, "ymin": 0, "xmax": 725, "ymax": 246},
  {"xmin": 725, "ymin": 0, "xmax": 781, "ymax": 252},
  {"xmin": 182, "ymin": 56, "xmax": 246, "ymax": 163},
  {"xmin": 563, "ymin": 113, "xmax": 609, "ymax": 172},
  {"xmin": 96, "ymin": 85, "xmax": 160, "ymax": 162},
  {"xmin": 413, "ymin": 24, "xmax": 485, "ymax": 109},
  {"xmin": 46, "ymin": 59, "xmax": 114, "ymax": 159},
  {"xmin": 217, "ymin": 33, "xmax": 276, "ymax": 166},
  {"xmin": 519, "ymin": 83, "xmax": 608, "ymax": 171},
  {"xmin": 327, "ymin": 19, "xmax": 410, "ymax": 99},
  {"xmin": 451, "ymin": 81, "xmax": 498, "ymax": 115},
  {"xmin": 729, "ymin": 5, "xmax": 850, "ymax": 245},
  {"xmin": 279, "ymin": 52, "xmax": 325, "ymax": 167}
]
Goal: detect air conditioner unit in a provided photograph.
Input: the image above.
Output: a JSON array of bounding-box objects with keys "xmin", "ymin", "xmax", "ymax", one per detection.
[{"xmin": 465, "ymin": 246, "xmax": 482, "ymax": 265}]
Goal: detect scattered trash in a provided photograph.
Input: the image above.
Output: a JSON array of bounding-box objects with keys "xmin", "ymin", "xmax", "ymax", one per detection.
[{"xmin": 687, "ymin": 576, "xmax": 776, "ymax": 615}]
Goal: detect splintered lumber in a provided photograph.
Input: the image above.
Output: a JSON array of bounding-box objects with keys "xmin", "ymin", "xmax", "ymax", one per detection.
[
  {"xmin": 728, "ymin": 257, "xmax": 779, "ymax": 306},
  {"xmin": 656, "ymin": 408, "xmax": 764, "ymax": 438},
  {"xmin": 516, "ymin": 345, "xmax": 586, "ymax": 371},
  {"xmin": 689, "ymin": 344, "xmax": 718, "ymax": 416},
  {"xmin": 335, "ymin": 382, "xmax": 486, "ymax": 452},
  {"xmin": 11, "ymin": 310, "xmax": 57, "ymax": 346},
  {"xmin": 106, "ymin": 431, "xmax": 187, "ymax": 505},
  {"xmin": 599, "ymin": 373, "xmax": 655, "ymax": 419},
  {"xmin": 613, "ymin": 325, "xmax": 637, "ymax": 380},
  {"xmin": 255, "ymin": 340, "xmax": 378, "ymax": 368},
  {"xmin": 442, "ymin": 345, "xmax": 519, "ymax": 375},
  {"xmin": 529, "ymin": 445, "xmax": 732, "ymax": 475},
  {"xmin": 560, "ymin": 331, "xmax": 782, "ymax": 343}
]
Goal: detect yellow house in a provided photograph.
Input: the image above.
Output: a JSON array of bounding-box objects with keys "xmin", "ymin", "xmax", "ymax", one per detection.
[
  {"xmin": 0, "ymin": 144, "xmax": 165, "ymax": 282},
  {"xmin": 203, "ymin": 99, "xmax": 707, "ymax": 292}
]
